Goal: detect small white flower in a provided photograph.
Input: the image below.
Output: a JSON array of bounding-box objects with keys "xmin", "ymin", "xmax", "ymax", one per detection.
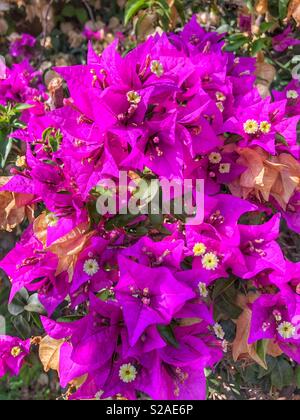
[
  {"xmin": 198, "ymin": 282, "xmax": 209, "ymax": 298},
  {"xmin": 150, "ymin": 60, "xmax": 164, "ymax": 77},
  {"xmin": 83, "ymin": 259, "xmax": 99, "ymax": 276},
  {"xmin": 287, "ymin": 90, "xmax": 299, "ymax": 100},
  {"xmin": 119, "ymin": 363, "xmax": 137, "ymax": 383},
  {"xmin": 219, "ymin": 163, "xmax": 231, "ymax": 174},
  {"xmin": 127, "ymin": 90, "xmax": 141, "ymax": 105},
  {"xmin": 277, "ymin": 322, "xmax": 296, "ymax": 340},
  {"xmin": 273, "ymin": 310, "xmax": 282, "ymax": 322},
  {"xmin": 213, "ymin": 323, "xmax": 225, "ymax": 340},
  {"xmin": 202, "ymin": 252, "xmax": 219, "ymax": 271},
  {"xmin": 222, "ymin": 340, "xmax": 228, "ymax": 353},
  {"xmin": 208, "ymin": 152, "xmax": 222, "ymax": 164},
  {"xmin": 262, "ymin": 322, "xmax": 271, "ymax": 332}
]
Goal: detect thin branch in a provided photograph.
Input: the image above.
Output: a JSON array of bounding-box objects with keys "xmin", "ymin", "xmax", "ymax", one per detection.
[{"xmin": 82, "ymin": 0, "xmax": 95, "ymax": 24}]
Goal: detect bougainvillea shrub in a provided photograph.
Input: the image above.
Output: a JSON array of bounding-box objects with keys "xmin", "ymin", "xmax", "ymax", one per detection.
[{"xmin": 0, "ymin": 14, "xmax": 300, "ymax": 400}]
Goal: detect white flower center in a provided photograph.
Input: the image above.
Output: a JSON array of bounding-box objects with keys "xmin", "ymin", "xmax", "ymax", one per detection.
[
  {"xmin": 83, "ymin": 259, "xmax": 99, "ymax": 276},
  {"xmin": 119, "ymin": 363, "xmax": 137, "ymax": 383}
]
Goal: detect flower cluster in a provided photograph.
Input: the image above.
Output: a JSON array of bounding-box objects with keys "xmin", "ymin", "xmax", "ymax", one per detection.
[
  {"xmin": 9, "ymin": 33, "xmax": 36, "ymax": 60},
  {"xmin": 0, "ymin": 336, "xmax": 30, "ymax": 377},
  {"xmin": 0, "ymin": 59, "xmax": 46, "ymax": 119},
  {"xmin": 0, "ymin": 17, "xmax": 300, "ymax": 399}
]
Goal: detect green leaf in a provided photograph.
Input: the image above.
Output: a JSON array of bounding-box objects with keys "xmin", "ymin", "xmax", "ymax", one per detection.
[
  {"xmin": 174, "ymin": 0, "xmax": 185, "ymax": 23},
  {"xmin": 260, "ymin": 21, "xmax": 275, "ymax": 33},
  {"xmin": 105, "ymin": 213, "xmax": 140, "ymax": 231},
  {"xmin": 62, "ymin": 4, "xmax": 76, "ymax": 17},
  {"xmin": 276, "ymin": 133, "xmax": 289, "ymax": 147},
  {"xmin": 279, "ymin": 0, "xmax": 290, "ymax": 20},
  {"xmin": 75, "ymin": 7, "xmax": 88, "ymax": 24},
  {"xmin": 213, "ymin": 278, "xmax": 243, "ymax": 320},
  {"xmin": 157, "ymin": 324, "xmax": 180, "ymax": 348},
  {"xmin": 212, "ymin": 278, "xmax": 236, "ymax": 301},
  {"xmin": 125, "ymin": 0, "xmax": 150, "ymax": 25},
  {"xmin": 24, "ymin": 294, "xmax": 46, "ymax": 315},
  {"xmin": 7, "ymin": 302, "xmax": 25, "ymax": 317},
  {"xmin": 256, "ymin": 340, "xmax": 268, "ymax": 370},
  {"xmin": 154, "ymin": 0, "xmax": 171, "ymax": 17},
  {"xmin": 225, "ymin": 36, "xmax": 248, "ymax": 52},
  {"xmin": 97, "ymin": 289, "xmax": 113, "ymax": 301},
  {"xmin": 271, "ymin": 358, "xmax": 294, "ymax": 390},
  {"xmin": 13, "ymin": 103, "xmax": 33, "ymax": 112},
  {"xmin": 12, "ymin": 315, "xmax": 31, "ymax": 339},
  {"xmin": 0, "ymin": 133, "xmax": 12, "ymax": 168},
  {"xmin": 252, "ymin": 38, "xmax": 267, "ymax": 55}
]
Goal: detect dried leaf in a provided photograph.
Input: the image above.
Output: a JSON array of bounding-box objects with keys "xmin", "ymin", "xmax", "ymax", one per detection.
[
  {"xmin": 33, "ymin": 212, "xmax": 48, "ymax": 247},
  {"xmin": 46, "ymin": 223, "xmax": 94, "ymax": 281},
  {"xmin": 0, "ymin": 177, "xmax": 35, "ymax": 232},
  {"xmin": 255, "ymin": 0, "xmax": 269, "ymax": 14},
  {"xmin": 230, "ymin": 147, "xmax": 300, "ymax": 210},
  {"xmin": 286, "ymin": 0, "xmax": 300, "ymax": 26},
  {"xmin": 39, "ymin": 336, "xmax": 64, "ymax": 373},
  {"xmin": 256, "ymin": 54, "xmax": 276, "ymax": 98}
]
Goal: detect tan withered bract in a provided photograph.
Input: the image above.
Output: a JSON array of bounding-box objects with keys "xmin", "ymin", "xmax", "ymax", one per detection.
[
  {"xmin": 286, "ymin": 0, "xmax": 300, "ymax": 26},
  {"xmin": 255, "ymin": 0, "xmax": 269, "ymax": 14},
  {"xmin": 33, "ymin": 212, "xmax": 48, "ymax": 247},
  {"xmin": 39, "ymin": 336, "xmax": 64, "ymax": 373},
  {"xmin": 0, "ymin": 177, "xmax": 35, "ymax": 232},
  {"xmin": 46, "ymin": 223, "xmax": 95, "ymax": 281},
  {"xmin": 229, "ymin": 147, "xmax": 300, "ymax": 210},
  {"xmin": 255, "ymin": 53, "xmax": 276, "ymax": 98},
  {"xmin": 232, "ymin": 294, "xmax": 282, "ymax": 369}
]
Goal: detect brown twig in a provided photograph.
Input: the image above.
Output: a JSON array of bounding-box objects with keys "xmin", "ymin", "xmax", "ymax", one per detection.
[{"xmin": 81, "ymin": 0, "xmax": 95, "ymax": 25}]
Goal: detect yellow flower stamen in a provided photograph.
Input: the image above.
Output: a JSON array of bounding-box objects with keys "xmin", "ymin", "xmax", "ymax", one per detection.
[
  {"xmin": 127, "ymin": 91, "xmax": 141, "ymax": 105},
  {"xmin": 11, "ymin": 346, "xmax": 22, "ymax": 358},
  {"xmin": 216, "ymin": 102, "xmax": 224, "ymax": 112},
  {"xmin": 150, "ymin": 60, "xmax": 164, "ymax": 77},
  {"xmin": 193, "ymin": 242, "xmax": 207, "ymax": 257},
  {"xmin": 15, "ymin": 155, "xmax": 26, "ymax": 168},
  {"xmin": 260, "ymin": 121, "xmax": 271, "ymax": 134},
  {"xmin": 216, "ymin": 91, "xmax": 226, "ymax": 102},
  {"xmin": 243, "ymin": 119, "xmax": 259, "ymax": 134}
]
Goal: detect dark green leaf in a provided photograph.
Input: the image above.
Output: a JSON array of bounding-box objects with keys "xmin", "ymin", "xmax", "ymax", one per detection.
[
  {"xmin": 12, "ymin": 315, "xmax": 31, "ymax": 339},
  {"xmin": 157, "ymin": 324, "xmax": 180, "ymax": 348},
  {"xmin": 252, "ymin": 38, "xmax": 267, "ymax": 55},
  {"xmin": 212, "ymin": 278, "xmax": 236, "ymax": 301},
  {"xmin": 276, "ymin": 133, "xmax": 289, "ymax": 147},
  {"xmin": 75, "ymin": 8, "xmax": 88, "ymax": 23},
  {"xmin": 271, "ymin": 358, "xmax": 294, "ymax": 390},
  {"xmin": 62, "ymin": 4, "xmax": 76, "ymax": 17}
]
